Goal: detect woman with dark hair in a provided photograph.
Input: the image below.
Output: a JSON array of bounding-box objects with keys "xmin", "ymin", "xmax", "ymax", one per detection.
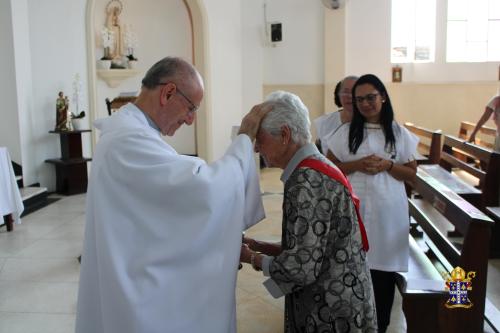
[
  {"xmin": 326, "ymin": 74, "xmax": 418, "ymax": 333},
  {"xmin": 334, "ymin": 79, "xmax": 343, "ymax": 108}
]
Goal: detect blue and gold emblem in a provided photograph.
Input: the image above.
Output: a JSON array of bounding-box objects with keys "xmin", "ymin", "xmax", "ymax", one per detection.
[{"xmin": 445, "ymin": 266, "xmax": 475, "ymax": 309}]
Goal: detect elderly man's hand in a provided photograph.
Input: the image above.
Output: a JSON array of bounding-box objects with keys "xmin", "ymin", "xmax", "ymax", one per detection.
[
  {"xmin": 240, "ymin": 243, "xmax": 253, "ymax": 264},
  {"xmin": 238, "ymin": 103, "xmax": 273, "ymax": 141},
  {"xmin": 242, "ymin": 236, "xmax": 257, "ymax": 251}
]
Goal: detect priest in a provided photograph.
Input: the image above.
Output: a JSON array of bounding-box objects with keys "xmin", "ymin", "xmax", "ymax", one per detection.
[{"xmin": 76, "ymin": 57, "xmax": 267, "ymax": 333}]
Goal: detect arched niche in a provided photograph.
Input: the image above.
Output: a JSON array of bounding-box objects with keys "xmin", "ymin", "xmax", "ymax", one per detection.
[{"xmin": 85, "ymin": 0, "xmax": 211, "ymax": 160}]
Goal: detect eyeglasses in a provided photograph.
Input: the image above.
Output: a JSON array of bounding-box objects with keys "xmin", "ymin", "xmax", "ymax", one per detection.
[
  {"xmin": 157, "ymin": 82, "xmax": 199, "ymax": 114},
  {"xmin": 176, "ymin": 88, "xmax": 198, "ymax": 114},
  {"xmin": 354, "ymin": 93, "xmax": 379, "ymax": 105}
]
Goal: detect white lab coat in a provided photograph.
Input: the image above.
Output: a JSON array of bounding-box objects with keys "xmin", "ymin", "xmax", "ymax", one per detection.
[
  {"xmin": 314, "ymin": 111, "xmax": 342, "ymax": 154},
  {"xmin": 76, "ymin": 104, "xmax": 265, "ymax": 333},
  {"xmin": 327, "ymin": 123, "xmax": 418, "ymax": 272}
]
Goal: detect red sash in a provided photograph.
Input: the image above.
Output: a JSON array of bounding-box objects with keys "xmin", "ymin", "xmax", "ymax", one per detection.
[{"xmin": 297, "ymin": 158, "xmax": 369, "ymax": 252}]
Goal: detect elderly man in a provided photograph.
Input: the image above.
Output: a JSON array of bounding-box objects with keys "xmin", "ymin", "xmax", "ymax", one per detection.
[
  {"xmin": 314, "ymin": 76, "xmax": 358, "ymax": 155},
  {"xmin": 241, "ymin": 91, "xmax": 377, "ymax": 332},
  {"xmin": 76, "ymin": 57, "xmax": 268, "ymax": 333}
]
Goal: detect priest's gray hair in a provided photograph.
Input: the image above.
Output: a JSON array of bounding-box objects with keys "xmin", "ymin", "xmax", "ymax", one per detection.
[
  {"xmin": 141, "ymin": 57, "xmax": 199, "ymax": 89},
  {"xmin": 261, "ymin": 91, "xmax": 312, "ymax": 146}
]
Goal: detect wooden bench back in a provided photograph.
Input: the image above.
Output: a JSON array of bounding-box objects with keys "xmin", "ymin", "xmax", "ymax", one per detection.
[
  {"xmin": 458, "ymin": 121, "xmax": 496, "ymax": 149},
  {"xmin": 440, "ymin": 135, "xmax": 500, "ymax": 206},
  {"xmin": 105, "ymin": 96, "xmax": 137, "ymax": 116},
  {"xmin": 404, "ymin": 122, "xmax": 442, "ymax": 164},
  {"xmin": 410, "ymin": 169, "xmax": 494, "ymax": 332}
]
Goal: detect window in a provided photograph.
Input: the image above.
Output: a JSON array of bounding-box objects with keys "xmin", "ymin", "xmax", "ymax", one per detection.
[
  {"xmin": 447, "ymin": 0, "xmax": 500, "ymax": 62},
  {"xmin": 391, "ymin": 0, "xmax": 437, "ymax": 63}
]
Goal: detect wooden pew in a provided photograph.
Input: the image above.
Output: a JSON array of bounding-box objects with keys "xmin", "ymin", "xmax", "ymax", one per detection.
[
  {"xmin": 402, "ymin": 123, "xmax": 442, "ymax": 236},
  {"xmin": 397, "ymin": 169, "xmax": 494, "ymax": 333},
  {"xmin": 404, "ymin": 122, "xmax": 442, "ymax": 164},
  {"xmin": 105, "ymin": 95, "xmax": 137, "ymax": 116},
  {"xmin": 430, "ymin": 135, "xmax": 500, "ymax": 211},
  {"xmin": 458, "ymin": 120, "xmax": 497, "ymax": 150},
  {"xmin": 418, "ymin": 135, "xmax": 500, "ymax": 256}
]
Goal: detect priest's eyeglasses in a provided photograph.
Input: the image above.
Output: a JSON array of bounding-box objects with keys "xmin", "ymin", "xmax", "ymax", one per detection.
[
  {"xmin": 176, "ymin": 88, "xmax": 198, "ymax": 114},
  {"xmin": 157, "ymin": 82, "xmax": 199, "ymax": 114},
  {"xmin": 354, "ymin": 93, "xmax": 379, "ymax": 105}
]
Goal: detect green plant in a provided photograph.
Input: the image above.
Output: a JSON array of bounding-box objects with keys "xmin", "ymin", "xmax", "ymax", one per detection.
[{"xmin": 71, "ymin": 111, "xmax": 86, "ymax": 119}]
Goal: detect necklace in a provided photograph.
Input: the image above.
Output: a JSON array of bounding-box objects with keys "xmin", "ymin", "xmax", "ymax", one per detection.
[{"xmin": 364, "ymin": 123, "xmax": 381, "ymax": 129}]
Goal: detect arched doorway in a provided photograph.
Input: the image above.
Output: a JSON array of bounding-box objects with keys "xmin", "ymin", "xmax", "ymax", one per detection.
[{"xmin": 85, "ymin": 0, "xmax": 211, "ymax": 160}]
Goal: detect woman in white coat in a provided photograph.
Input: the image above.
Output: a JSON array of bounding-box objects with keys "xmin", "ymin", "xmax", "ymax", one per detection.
[{"xmin": 326, "ymin": 74, "xmax": 418, "ymax": 333}]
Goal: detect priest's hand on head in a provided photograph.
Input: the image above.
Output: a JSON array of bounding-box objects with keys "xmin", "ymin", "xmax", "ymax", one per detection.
[{"xmin": 238, "ymin": 103, "xmax": 273, "ymax": 141}]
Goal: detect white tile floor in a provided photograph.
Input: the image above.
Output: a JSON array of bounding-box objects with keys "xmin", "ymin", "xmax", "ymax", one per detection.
[
  {"xmin": 0, "ymin": 169, "xmax": 498, "ymax": 332},
  {"xmin": 0, "ymin": 194, "xmax": 84, "ymax": 333}
]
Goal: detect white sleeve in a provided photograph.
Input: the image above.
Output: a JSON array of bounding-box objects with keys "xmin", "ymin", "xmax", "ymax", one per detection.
[
  {"xmin": 314, "ymin": 114, "xmax": 328, "ymax": 139},
  {"xmin": 326, "ymin": 124, "xmax": 349, "ymax": 162},
  {"xmin": 228, "ymin": 135, "xmax": 266, "ymax": 229},
  {"xmin": 487, "ymin": 95, "xmax": 500, "ymax": 111},
  {"xmin": 397, "ymin": 126, "xmax": 419, "ymax": 163}
]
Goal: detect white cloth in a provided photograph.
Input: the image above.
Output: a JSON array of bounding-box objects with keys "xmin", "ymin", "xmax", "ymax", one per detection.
[
  {"xmin": 313, "ymin": 111, "xmax": 342, "ymax": 154},
  {"xmin": 76, "ymin": 104, "xmax": 265, "ymax": 333},
  {"xmin": 0, "ymin": 147, "xmax": 24, "ymax": 223},
  {"xmin": 327, "ymin": 123, "xmax": 418, "ymax": 272},
  {"xmin": 486, "ymin": 95, "xmax": 500, "ymax": 111}
]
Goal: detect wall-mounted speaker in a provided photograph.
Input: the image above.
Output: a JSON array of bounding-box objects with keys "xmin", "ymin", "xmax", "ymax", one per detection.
[{"xmin": 270, "ymin": 22, "xmax": 282, "ymax": 42}]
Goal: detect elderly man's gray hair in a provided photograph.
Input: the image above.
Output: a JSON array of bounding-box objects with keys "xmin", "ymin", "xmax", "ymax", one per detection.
[{"xmin": 261, "ymin": 91, "xmax": 312, "ymax": 146}]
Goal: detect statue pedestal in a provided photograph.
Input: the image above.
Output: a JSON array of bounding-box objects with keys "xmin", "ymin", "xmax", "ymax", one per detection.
[{"xmin": 45, "ymin": 130, "xmax": 92, "ymax": 195}]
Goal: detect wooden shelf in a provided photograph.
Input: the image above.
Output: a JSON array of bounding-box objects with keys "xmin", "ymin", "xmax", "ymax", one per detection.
[
  {"xmin": 49, "ymin": 129, "xmax": 91, "ymax": 134},
  {"xmin": 46, "ymin": 131, "xmax": 91, "ymax": 195},
  {"xmin": 45, "ymin": 158, "xmax": 92, "ymax": 165},
  {"xmin": 97, "ymin": 69, "xmax": 140, "ymax": 88}
]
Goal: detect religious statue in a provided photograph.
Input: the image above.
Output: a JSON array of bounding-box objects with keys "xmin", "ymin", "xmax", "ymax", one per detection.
[
  {"xmin": 105, "ymin": 0, "xmax": 124, "ymax": 60},
  {"xmin": 55, "ymin": 91, "xmax": 70, "ymax": 131}
]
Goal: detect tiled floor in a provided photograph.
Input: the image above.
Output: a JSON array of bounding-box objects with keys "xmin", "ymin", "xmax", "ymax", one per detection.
[{"xmin": 0, "ymin": 168, "xmax": 498, "ymax": 332}]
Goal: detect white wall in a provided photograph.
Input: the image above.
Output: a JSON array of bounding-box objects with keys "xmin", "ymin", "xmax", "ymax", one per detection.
[
  {"xmin": 241, "ymin": 0, "xmax": 264, "ymax": 114},
  {"xmin": 345, "ymin": 0, "xmax": 500, "ymax": 82},
  {"xmin": 0, "ymin": 0, "xmax": 22, "ymax": 164},
  {"xmin": 263, "ymin": 0, "xmax": 324, "ymax": 85},
  {"xmin": 324, "ymin": 5, "xmax": 346, "ymax": 113},
  {"xmin": 26, "ymin": 0, "xmax": 89, "ymax": 190},
  {"xmin": 344, "ymin": 0, "xmax": 391, "ymax": 80},
  {"xmin": 200, "ymin": 0, "xmax": 325, "ymax": 159},
  {"xmin": 93, "ymin": 0, "xmax": 195, "ymax": 154},
  {"xmin": 203, "ymin": 0, "xmax": 245, "ymax": 160},
  {"xmin": 11, "ymin": 0, "xmax": 37, "ymax": 185}
]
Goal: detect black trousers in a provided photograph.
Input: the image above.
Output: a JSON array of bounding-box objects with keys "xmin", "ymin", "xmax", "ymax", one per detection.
[{"xmin": 370, "ymin": 269, "xmax": 397, "ymax": 333}]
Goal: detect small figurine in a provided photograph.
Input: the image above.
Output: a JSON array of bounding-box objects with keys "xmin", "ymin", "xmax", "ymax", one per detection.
[{"xmin": 55, "ymin": 91, "xmax": 70, "ymax": 131}]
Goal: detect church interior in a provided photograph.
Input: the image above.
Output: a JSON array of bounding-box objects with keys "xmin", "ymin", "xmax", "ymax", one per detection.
[{"xmin": 1, "ymin": 0, "xmax": 500, "ymax": 332}]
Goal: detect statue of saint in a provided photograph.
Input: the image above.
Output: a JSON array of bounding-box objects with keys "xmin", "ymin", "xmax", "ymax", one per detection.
[
  {"xmin": 106, "ymin": 3, "xmax": 124, "ymax": 60},
  {"xmin": 55, "ymin": 91, "xmax": 70, "ymax": 131}
]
